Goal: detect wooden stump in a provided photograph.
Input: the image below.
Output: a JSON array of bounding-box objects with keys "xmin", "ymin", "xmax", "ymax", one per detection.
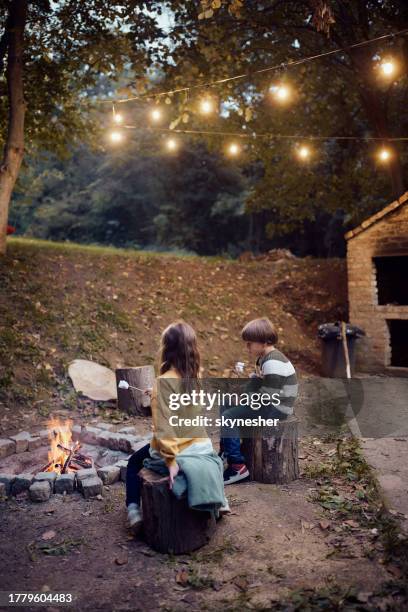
[
  {"xmin": 140, "ymin": 468, "xmax": 216, "ymax": 554},
  {"xmin": 115, "ymin": 366, "xmax": 154, "ymax": 416},
  {"xmin": 241, "ymin": 415, "xmax": 299, "ymax": 484}
]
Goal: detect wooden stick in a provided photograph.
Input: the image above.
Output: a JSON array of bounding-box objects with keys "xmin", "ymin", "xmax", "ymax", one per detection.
[{"xmin": 341, "ymin": 321, "xmax": 351, "ymax": 379}]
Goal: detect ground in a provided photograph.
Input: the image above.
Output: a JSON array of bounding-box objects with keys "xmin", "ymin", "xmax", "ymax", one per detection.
[{"xmin": 1, "ymin": 238, "xmax": 408, "ymax": 611}]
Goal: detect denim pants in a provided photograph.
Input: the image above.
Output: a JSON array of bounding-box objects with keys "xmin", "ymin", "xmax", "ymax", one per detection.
[
  {"xmin": 220, "ymin": 404, "xmax": 285, "ymax": 465},
  {"xmin": 125, "ymin": 443, "xmax": 151, "ymax": 506}
]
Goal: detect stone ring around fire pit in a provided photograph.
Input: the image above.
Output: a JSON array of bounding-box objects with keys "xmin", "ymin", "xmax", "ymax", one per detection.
[{"xmin": 0, "ymin": 422, "xmax": 151, "ymax": 502}]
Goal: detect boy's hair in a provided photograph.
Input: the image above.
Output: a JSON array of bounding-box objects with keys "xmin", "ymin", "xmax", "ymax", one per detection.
[{"xmin": 241, "ymin": 317, "xmax": 278, "ymax": 345}]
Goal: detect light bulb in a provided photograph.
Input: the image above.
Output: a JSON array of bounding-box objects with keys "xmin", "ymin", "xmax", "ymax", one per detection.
[
  {"xmin": 110, "ymin": 131, "xmax": 123, "ymax": 143},
  {"xmin": 113, "ymin": 113, "xmax": 123, "ymax": 124},
  {"xmin": 166, "ymin": 138, "xmax": 178, "ymax": 151},
  {"xmin": 227, "ymin": 142, "xmax": 240, "ymax": 156},
  {"xmin": 378, "ymin": 147, "xmax": 392, "ymax": 162},
  {"xmin": 200, "ymin": 98, "xmax": 214, "ymax": 114},
  {"xmin": 296, "ymin": 145, "xmax": 311, "ymax": 160},
  {"xmin": 150, "ymin": 108, "xmax": 162, "ymax": 122},
  {"xmin": 380, "ymin": 60, "xmax": 396, "ymax": 77},
  {"xmin": 270, "ymin": 84, "xmax": 291, "ymax": 103}
]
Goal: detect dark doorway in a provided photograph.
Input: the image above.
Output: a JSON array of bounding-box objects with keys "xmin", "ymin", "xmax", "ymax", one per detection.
[
  {"xmin": 388, "ymin": 320, "xmax": 408, "ymax": 367},
  {"xmin": 374, "ymin": 256, "xmax": 408, "ymax": 305}
]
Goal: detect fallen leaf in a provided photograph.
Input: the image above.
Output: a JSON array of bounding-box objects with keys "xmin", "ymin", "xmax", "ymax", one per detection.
[
  {"xmin": 175, "ymin": 568, "xmax": 189, "ymax": 586},
  {"xmin": 319, "ymin": 520, "xmax": 330, "ymax": 530},
  {"xmin": 115, "ymin": 554, "xmax": 128, "ymax": 566}
]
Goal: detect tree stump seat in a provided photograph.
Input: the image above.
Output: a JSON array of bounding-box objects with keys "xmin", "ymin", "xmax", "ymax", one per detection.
[
  {"xmin": 241, "ymin": 415, "xmax": 299, "ymax": 484},
  {"xmin": 139, "ymin": 468, "xmax": 217, "ymax": 554},
  {"xmin": 115, "ymin": 366, "xmax": 154, "ymax": 416}
]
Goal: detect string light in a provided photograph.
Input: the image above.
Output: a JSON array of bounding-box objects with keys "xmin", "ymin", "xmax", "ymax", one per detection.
[
  {"xmin": 109, "ymin": 130, "xmax": 123, "ymax": 143},
  {"xmin": 380, "ymin": 59, "xmax": 396, "ymax": 77},
  {"xmin": 377, "ymin": 147, "xmax": 393, "ymax": 162},
  {"xmin": 96, "ymin": 30, "xmax": 408, "ymax": 104},
  {"xmin": 270, "ymin": 84, "xmax": 292, "ymax": 103},
  {"xmin": 199, "ymin": 98, "xmax": 215, "ymax": 115},
  {"xmin": 113, "ymin": 112, "xmax": 123, "ymax": 124},
  {"xmin": 227, "ymin": 142, "xmax": 240, "ymax": 157},
  {"xmin": 296, "ymin": 145, "xmax": 312, "ymax": 161},
  {"xmin": 150, "ymin": 108, "xmax": 162, "ymax": 122},
  {"xmin": 166, "ymin": 137, "xmax": 178, "ymax": 152}
]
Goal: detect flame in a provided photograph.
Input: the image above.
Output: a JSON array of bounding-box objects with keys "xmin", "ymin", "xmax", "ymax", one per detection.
[{"xmin": 46, "ymin": 418, "xmax": 74, "ymax": 474}]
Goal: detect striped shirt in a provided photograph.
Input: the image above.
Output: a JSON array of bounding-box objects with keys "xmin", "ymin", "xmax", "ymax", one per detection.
[{"xmin": 250, "ymin": 349, "xmax": 298, "ymax": 415}]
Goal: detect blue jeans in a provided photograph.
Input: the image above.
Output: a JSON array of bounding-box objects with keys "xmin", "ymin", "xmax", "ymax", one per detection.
[
  {"xmin": 126, "ymin": 443, "xmax": 151, "ymax": 506},
  {"xmin": 220, "ymin": 404, "xmax": 285, "ymax": 465}
]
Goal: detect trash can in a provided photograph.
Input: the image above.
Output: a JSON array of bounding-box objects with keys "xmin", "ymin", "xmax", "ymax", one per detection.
[{"xmin": 318, "ymin": 322, "xmax": 365, "ymax": 378}]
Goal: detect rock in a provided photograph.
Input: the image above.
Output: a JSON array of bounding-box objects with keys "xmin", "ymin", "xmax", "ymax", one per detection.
[
  {"xmin": 116, "ymin": 460, "xmax": 128, "ymax": 482},
  {"xmin": 97, "ymin": 465, "xmax": 120, "ymax": 485},
  {"xmin": 0, "ymin": 474, "xmax": 16, "ymax": 495},
  {"xmin": 34, "ymin": 472, "xmax": 57, "ymax": 491},
  {"xmin": 76, "ymin": 467, "xmax": 98, "ymax": 490},
  {"xmin": 80, "ymin": 426, "xmax": 102, "ymax": 445},
  {"xmin": 39, "ymin": 430, "xmax": 49, "ymax": 445},
  {"xmin": 95, "ymin": 422, "xmax": 114, "ymax": 431},
  {"xmin": 82, "ymin": 476, "xmax": 103, "ymax": 499},
  {"xmin": 0, "ymin": 482, "xmax": 6, "ymax": 499},
  {"xmin": 55, "ymin": 473, "xmax": 76, "ymax": 494},
  {"xmin": 68, "ymin": 359, "xmax": 117, "ymax": 401},
  {"xmin": 29, "ymin": 481, "xmax": 51, "ymax": 502},
  {"xmin": 72, "ymin": 424, "xmax": 82, "ymax": 439},
  {"xmin": 96, "ymin": 431, "xmax": 113, "ymax": 448},
  {"xmin": 118, "ymin": 426, "xmax": 136, "ymax": 435},
  {"xmin": 0, "ymin": 438, "xmax": 16, "ymax": 458},
  {"xmin": 130, "ymin": 439, "xmax": 149, "ymax": 453},
  {"xmin": 28, "ymin": 436, "xmax": 42, "ymax": 451},
  {"xmin": 9, "ymin": 431, "xmax": 31, "ymax": 453},
  {"xmin": 12, "ymin": 474, "xmax": 34, "ymax": 495}
]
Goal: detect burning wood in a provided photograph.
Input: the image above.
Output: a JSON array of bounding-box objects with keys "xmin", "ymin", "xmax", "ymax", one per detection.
[{"xmin": 40, "ymin": 419, "xmax": 93, "ymax": 475}]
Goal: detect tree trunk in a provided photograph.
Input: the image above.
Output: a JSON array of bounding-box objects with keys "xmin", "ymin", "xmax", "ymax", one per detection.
[
  {"xmin": 140, "ymin": 468, "xmax": 217, "ymax": 554},
  {"xmin": 241, "ymin": 415, "xmax": 300, "ymax": 484},
  {"xmin": 115, "ymin": 366, "xmax": 155, "ymax": 416},
  {"xmin": 0, "ymin": 0, "xmax": 28, "ymax": 256}
]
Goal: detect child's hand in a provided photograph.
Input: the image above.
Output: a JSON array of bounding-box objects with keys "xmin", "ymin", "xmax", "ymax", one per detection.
[
  {"xmin": 168, "ymin": 463, "xmax": 180, "ymax": 489},
  {"xmin": 144, "ymin": 387, "xmax": 153, "ymax": 397}
]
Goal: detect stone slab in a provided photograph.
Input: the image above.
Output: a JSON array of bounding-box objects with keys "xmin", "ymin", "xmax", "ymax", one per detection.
[
  {"xmin": 29, "ymin": 480, "xmax": 51, "ymax": 502},
  {"xmin": 80, "ymin": 426, "xmax": 102, "ymax": 445},
  {"xmin": 76, "ymin": 468, "xmax": 97, "ymax": 490},
  {"xmin": 82, "ymin": 476, "xmax": 103, "ymax": 499},
  {"xmin": 118, "ymin": 426, "xmax": 137, "ymax": 435},
  {"xmin": 34, "ymin": 472, "xmax": 57, "ymax": 491},
  {"xmin": 0, "ymin": 439, "xmax": 16, "ymax": 459},
  {"xmin": 0, "ymin": 474, "xmax": 16, "ymax": 495},
  {"xmin": 97, "ymin": 465, "xmax": 120, "ymax": 485},
  {"xmin": 55, "ymin": 473, "xmax": 76, "ymax": 494},
  {"xmin": 0, "ymin": 482, "xmax": 6, "ymax": 498},
  {"xmin": 28, "ymin": 437, "xmax": 42, "ymax": 451},
  {"xmin": 116, "ymin": 460, "xmax": 128, "ymax": 482},
  {"xmin": 95, "ymin": 422, "xmax": 114, "ymax": 431},
  {"xmin": 9, "ymin": 431, "xmax": 31, "ymax": 453},
  {"xmin": 12, "ymin": 474, "xmax": 34, "ymax": 495}
]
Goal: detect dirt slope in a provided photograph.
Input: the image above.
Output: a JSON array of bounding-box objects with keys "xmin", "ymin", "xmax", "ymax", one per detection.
[{"xmin": 0, "ymin": 238, "xmax": 347, "ymax": 434}]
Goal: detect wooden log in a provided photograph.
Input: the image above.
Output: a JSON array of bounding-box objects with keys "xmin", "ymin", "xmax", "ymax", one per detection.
[
  {"xmin": 140, "ymin": 468, "xmax": 217, "ymax": 554},
  {"xmin": 241, "ymin": 415, "xmax": 299, "ymax": 484},
  {"xmin": 115, "ymin": 366, "xmax": 155, "ymax": 416}
]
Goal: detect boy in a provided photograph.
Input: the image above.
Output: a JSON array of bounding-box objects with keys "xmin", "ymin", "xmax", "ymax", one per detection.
[{"xmin": 221, "ymin": 317, "xmax": 298, "ymax": 485}]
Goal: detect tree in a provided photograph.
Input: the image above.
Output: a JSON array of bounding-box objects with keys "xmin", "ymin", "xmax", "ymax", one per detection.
[
  {"xmin": 0, "ymin": 0, "xmax": 162, "ymax": 254},
  {"xmin": 137, "ymin": 0, "xmax": 407, "ymax": 240}
]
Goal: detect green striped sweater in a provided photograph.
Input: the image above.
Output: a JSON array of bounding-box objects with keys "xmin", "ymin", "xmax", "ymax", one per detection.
[{"xmin": 248, "ymin": 349, "xmax": 298, "ymax": 415}]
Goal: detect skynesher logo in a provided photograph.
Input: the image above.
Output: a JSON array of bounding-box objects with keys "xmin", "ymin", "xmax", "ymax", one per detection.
[{"xmin": 168, "ymin": 390, "xmax": 281, "ymax": 411}]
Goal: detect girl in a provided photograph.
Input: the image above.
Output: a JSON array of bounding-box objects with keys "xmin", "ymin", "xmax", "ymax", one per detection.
[{"xmin": 126, "ymin": 320, "xmax": 229, "ymax": 533}]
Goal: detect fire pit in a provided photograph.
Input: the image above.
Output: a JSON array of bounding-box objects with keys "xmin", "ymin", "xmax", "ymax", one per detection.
[
  {"xmin": 40, "ymin": 419, "xmax": 93, "ymax": 474},
  {"xmin": 0, "ymin": 420, "xmax": 151, "ymax": 502}
]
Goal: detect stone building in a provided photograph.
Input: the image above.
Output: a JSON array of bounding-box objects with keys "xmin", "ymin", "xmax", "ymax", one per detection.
[{"xmin": 345, "ymin": 191, "xmax": 408, "ymax": 374}]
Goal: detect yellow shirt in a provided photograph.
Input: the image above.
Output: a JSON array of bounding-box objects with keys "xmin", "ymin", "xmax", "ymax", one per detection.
[{"xmin": 150, "ymin": 368, "xmax": 208, "ymax": 468}]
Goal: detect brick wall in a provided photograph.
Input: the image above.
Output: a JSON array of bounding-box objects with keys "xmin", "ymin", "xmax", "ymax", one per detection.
[{"xmin": 346, "ymin": 203, "xmax": 408, "ymax": 372}]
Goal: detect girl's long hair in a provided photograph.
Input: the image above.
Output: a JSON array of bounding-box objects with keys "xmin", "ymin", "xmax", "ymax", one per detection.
[{"xmin": 159, "ymin": 320, "xmax": 201, "ymax": 391}]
